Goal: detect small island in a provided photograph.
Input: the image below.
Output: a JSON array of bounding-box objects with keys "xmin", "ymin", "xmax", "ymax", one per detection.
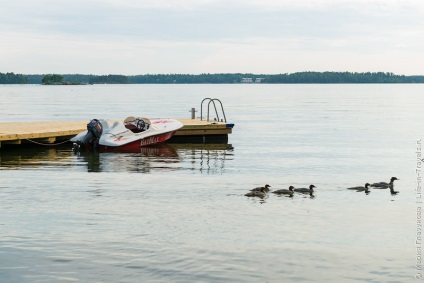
[{"xmin": 42, "ymin": 74, "xmax": 83, "ymax": 85}]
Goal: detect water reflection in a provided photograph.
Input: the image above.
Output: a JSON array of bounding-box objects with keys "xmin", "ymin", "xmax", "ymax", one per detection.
[
  {"xmin": 0, "ymin": 143, "xmax": 234, "ymax": 174},
  {"xmin": 76, "ymin": 143, "xmax": 180, "ymax": 173},
  {"xmin": 173, "ymin": 143, "xmax": 234, "ymax": 174},
  {"xmin": 0, "ymin": 146, "xmax": 74, "ymax": 170}
]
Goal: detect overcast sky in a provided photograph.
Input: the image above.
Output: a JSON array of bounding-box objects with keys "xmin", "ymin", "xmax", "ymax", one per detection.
[{"xmin": 0, "ymin": 0, "xmax": 422, "ymax": 75}]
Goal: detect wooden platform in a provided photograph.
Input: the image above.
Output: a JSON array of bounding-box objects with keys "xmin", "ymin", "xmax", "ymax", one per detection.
[{"xmin": 0, "ymin": 118, "xmax": 234, "ymax": 148}]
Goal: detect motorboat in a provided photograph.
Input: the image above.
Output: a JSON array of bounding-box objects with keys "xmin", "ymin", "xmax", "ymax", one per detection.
[{"xmin": 71, "ymin": 116, "xmax": 184, "ymax": 151}]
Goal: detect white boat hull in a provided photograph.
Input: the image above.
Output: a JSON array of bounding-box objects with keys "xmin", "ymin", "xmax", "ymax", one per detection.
[{"xmin": 71, "ymin": 118, "xmax": 183, "ymax": 151}]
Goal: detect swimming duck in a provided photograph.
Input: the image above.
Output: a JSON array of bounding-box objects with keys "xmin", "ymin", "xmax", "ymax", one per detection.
[
  {"xmin": 250, "ymin": 184, "xmax": 271, "ymax": 192},
  {"xmin": 370, "ymin": 177, "xmax": 398, "ymax": 189},
  {"xmin": 347, "ymin": 183, "xmax": 371, "ymax": 193},
  {"xmin": 245, "ymin": 187, "xmax": 266, "ymax": 198},
  {"xmin": 294, "ymin": 185, "xmax": 316, "ymax": 193},
  {"xmin": 272, "ymin": 186, "xmax": 294, "ymax": 196}
]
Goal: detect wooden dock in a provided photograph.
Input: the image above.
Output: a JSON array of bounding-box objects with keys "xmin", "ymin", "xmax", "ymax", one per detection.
[{"xmin": 0, "ymin": 119, "xmax": 234, "ymax": 148}]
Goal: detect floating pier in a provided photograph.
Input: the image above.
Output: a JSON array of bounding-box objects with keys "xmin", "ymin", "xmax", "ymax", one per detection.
[{"xmin": 0, "ymin": 118, "xmax": 234, "ymax": 149}]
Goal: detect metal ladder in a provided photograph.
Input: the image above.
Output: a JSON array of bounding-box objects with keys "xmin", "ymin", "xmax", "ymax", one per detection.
[{"xmin": 200, "ymin": 98, "xmax": 227, "ymax": 122}]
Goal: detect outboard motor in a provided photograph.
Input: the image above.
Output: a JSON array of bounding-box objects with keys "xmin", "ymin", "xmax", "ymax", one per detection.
[{"xmin": 73, "ymin": 119, "xmax": 103, "ymax": 151}]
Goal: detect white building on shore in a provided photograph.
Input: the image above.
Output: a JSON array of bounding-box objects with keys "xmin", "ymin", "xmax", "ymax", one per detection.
[
  {"xmin": 241, "ymin": 78, "xmax": 265, "ymax": 83},
  {"xmin": 241, "ymin": 78, "xmax": 253, "ymax": 83}
]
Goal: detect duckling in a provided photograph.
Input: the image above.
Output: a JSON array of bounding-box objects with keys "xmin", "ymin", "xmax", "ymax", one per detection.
[
  {"xmin": 245, "ymin": 187, "xmax": 266, "ymax": 198},
  {"xmin": 294, "ymin": 184, "xmax": 316, "ymax": 194},
  {"xmin": 272, "ymin": 186, "xmax": 294, "ymax": 196},
  {"xmin": 370, "ymin": 177, "xmax": 398, "ymax": 189},
  {"xmin": 347, "ymin": 183, "xmax": 371, "ymax": 193},
  {"xmin": 250, "ymin": 184, "xmax": 271, "ymax": 192}
]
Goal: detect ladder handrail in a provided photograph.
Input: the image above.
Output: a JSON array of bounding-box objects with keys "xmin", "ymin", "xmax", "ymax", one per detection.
[
  {"xmin": 200, "ymin": 98, "xmax": 227, "ymax": 122},
  {"xmin": 207, "ymin": 100, "xmax": 220, "ymax": 122},
  {"xmin": 200, "ymin": 98, "xmax": 211, "ymax": 121}
]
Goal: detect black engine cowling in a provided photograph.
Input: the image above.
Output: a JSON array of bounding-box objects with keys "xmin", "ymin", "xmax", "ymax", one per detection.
[{"xmin": 74, "ymin": 119, "xmax": 103, "ymax": 151}]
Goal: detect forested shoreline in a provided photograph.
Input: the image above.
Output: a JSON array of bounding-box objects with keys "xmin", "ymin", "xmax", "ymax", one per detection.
[
  {"xmin": 1, "ymin": 72, "xmax": 424, "ymax": 84},
  {"xmin": 0, "ymin": 72, "xmax": 28, "ymax": 84}
]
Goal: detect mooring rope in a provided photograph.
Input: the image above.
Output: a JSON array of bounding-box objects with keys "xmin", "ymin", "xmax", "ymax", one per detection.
[{"xmin": 24, "ymin": 139, "xmax": 72, "ymax": 146}]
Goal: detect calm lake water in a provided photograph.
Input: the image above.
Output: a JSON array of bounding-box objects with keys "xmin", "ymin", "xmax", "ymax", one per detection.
[{"xmin": 0, "ymin": 84, "xmax": 422, "ymax": 282}]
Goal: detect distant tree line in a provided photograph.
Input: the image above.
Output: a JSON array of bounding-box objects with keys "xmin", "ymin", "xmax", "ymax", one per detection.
[
  {"xmin": 128, "ymin": 73, "xmax": 246, "ymax": 84},
  {"xmin": 0, "ymin": 72, "xmax": 27, "ymax": 84},
  {"xmin": 265, "ymin": 72, "xmax": 420, "ymax": 83},
  {"xmin": 3, "ymin": 71, "xmax": 424, "ymax": 84},
  {"xmin": 409, "ymin": 76, "xmax": 424, "ymax": 83},
  {"xmin": 89, "ymin": 75, "xmax": 128, "ymax": 84},
  {"xmin": 127, "ymin": 72, "xmax": 423, "ymax": 84}
]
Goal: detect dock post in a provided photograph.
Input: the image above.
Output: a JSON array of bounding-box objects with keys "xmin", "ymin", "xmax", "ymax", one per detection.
[{"xmin": 190, "ymin": 108, "xmax": 196, "ymax": 119}]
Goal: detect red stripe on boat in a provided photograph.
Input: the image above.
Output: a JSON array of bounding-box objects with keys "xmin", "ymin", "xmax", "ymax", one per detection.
[{"xmin": 98, "ymin": 131, "xmax": 176, "ymax": 152}]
